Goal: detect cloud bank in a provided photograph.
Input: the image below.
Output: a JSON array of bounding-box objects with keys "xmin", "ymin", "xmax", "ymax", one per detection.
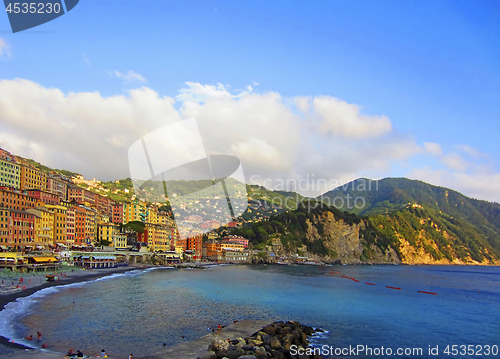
[{"xmin": 0, "ymin": 78, "xmax": 498, "ymax": 201}]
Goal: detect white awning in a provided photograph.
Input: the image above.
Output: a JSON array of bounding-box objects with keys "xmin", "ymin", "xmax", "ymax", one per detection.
[{"xmin": 56, "ymin": 243, "xmax": 68, "ymax": 248}]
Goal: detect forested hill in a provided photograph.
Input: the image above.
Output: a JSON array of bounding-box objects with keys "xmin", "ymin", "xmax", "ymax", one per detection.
[
  {"xmin": 230, "ymin": 199, "xmax": 500, "ymax": 265},
  {"xmin": 316, "ymin": 177, "xmax": 500, "ymax": 261}
]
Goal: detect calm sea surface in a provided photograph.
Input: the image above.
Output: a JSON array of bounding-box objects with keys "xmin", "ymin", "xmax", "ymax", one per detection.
[{"xmin": 0, "ymin": 265, "xmax": 499, "ymax": 358}]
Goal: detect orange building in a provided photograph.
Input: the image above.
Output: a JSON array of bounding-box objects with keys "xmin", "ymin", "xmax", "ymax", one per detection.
[
  {"xmin": 26, "ymin": 189, "xmax": 60, "ymax": 206},
  {"xmin": 74, "ymin": 206, "xmax": 86, "ymax": 245},
  {"xmin": 202, "ymin": 241, "xmax": 223, "ymax": 261},
  {"xmin": 0, "ymin": 187, "xmax": 38, "ymax": 210},
  {"xmin": 68, "ymin": 187, "xmax": 96, "ymax": 206},
  {"xmin": 20, "ymin": 164, "xmax": 46, "ymax": 190},
  {"xmin": 112, "ymin": 203, "xmax": 124, "ymax": 224},
  {"xmin": 187, "ymin": 234, "xmax": 203, "ymax": 259},
  {"xmin": 2, "ymin": 209, "xmax": 36, "ymax": 250}
]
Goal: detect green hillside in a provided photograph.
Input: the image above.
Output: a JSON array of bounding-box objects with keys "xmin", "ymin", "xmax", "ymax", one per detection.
[{"xmin": 318, "ymin": 177, "xmax": 500, "ymax": 258}]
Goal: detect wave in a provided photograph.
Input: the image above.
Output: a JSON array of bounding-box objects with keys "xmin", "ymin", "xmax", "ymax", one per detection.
[{"xmin": 0, "ymin": 267, "xmax": 174, "ymax": 346}]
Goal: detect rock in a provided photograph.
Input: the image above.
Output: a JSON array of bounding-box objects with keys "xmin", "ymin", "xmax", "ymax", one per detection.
[
  {"xmin": 198, "ymin": 351, "xmax": 217, "ymax": 359},
  {"xmin": 255, "ymin": 347, "xmax": 267, "ymax": 357},
  {"xmin": 301, "ymin": 332, "xmax": 309, "ymax": 345},
  {"xmin": 247, "ymin": 339, "xmax": 263, "ymax": 346},
  {"xmin": 210, "ymin": 339, "xmax": 229, "ymax": 352},
  {"xmin": 263, "ymin": 324, "xmax": 277, "ymax": 336},
  {"xmin": 281, "ymin": 333, "xmax": 294, "ymax": 344},
  {"xmin": 237, "ymin": 356, "xmax": 257, "ymax": 359},
  {"xmin": 261, "ymin": 334, "xmax": 272, "ymax": 345},
  {"xmin": 270, "ymin": 338, "xmax": 282, "ymax": 350}
]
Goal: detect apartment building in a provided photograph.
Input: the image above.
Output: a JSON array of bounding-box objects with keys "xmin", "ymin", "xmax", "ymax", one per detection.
[
  {"xmin": 26, "ymin": 189, "xmax": 60, "ymax": 205},
  {"xmin": 123, "ymin": 200, "xmax": 147, "ymax": 223},
  {"xmin": 112, "ymin": 203, "xmax": 124, "ymax": 224},
  {"xmin": 68, "ymin": 186, "xmax": 96, "ymax": 206},
  {"xmin": 44, "ymin": 204, "xmax": 67, "ymax": 245},
  {"xmin": 0, "ymin": 158, "xmax": 20, "ymax": 189},
  {"xmin": 0, "ymin": 187, "xmax": 38, "ymax": 210},
  {"xmin": 27, "ymin": 207, "xmax": 55, "ymax": 248},
  {"xmin": 46, "ymin": 173, "xmax": 71, "ymax": 200},
  {"xmin": 98, "ymin": 222, "xmax": 120, "ymax": 246},
  {"xmin": 20, "ymin": 164, "xmax": 46, "ymax": 190}
]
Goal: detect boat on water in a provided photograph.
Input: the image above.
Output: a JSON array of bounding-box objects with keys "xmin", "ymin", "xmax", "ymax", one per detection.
[{"xmin": 45, "ymin": 275, "xmax": 59, "ymax": 282}]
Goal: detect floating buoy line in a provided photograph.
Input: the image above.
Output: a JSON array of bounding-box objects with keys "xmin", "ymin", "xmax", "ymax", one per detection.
[{"xmin": 327, "ymin": 270, "xmax": 439, "ymax": 295}]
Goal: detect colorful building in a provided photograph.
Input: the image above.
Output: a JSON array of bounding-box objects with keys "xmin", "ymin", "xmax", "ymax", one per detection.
[
  {"xmin": 6, "ymin": 208, "xmax": 36, "ymax": 250},
  {"xmin": 0, "ymin": 158, "xmax": 20, "ymax": 189},
  {"xmin": 27, "ymin": 207, "xmax": 55, "ymax": 248},
  {"xmin": 112, "ymin": 203, "xmax": 124, "ymax": 224},
  {"xmin": 123, "ymin": 200, "xmax": 147, "ymax": 223},
  {"xmin": 96, "ymin": 194, "xmax": 115, "ymax": 218},
  {"xmin": 20, "ymin": 164, "xmax": 46, "ymax": 190},
  {"xmin": 66, "ymin": 207, "xmax": 75, "ymax": 246},
  {"xmin": 98, "ymin": 222, "xmax": 120, "ymax": 246},
  {"xmin": 68, "ymin": 186, "xmax": 96, "ymax": 206},
  {"xmin": 74, "ymin": 206, "xmax": 86, "ymax": 245},
  {"xmin": 46, "ymin": 173, "xmax": 71, "ymax": 201},
  {"xmin": 26, "ymin": 189, "xmax": 60, "ymax": 206},
  {"xmin": 220, "ymin": 241, "xmax": 244, "ymax": 252},
  {"xmin": 0, "ymin": 187, "xmax": 38, "ymax": 210},
  {"xmin": 222, "ymin": 235, "xmax": 249, "ymax": 248},
  {"xmin": 44, "ymin": 204, "xmax": 67, "ymax": 246}
]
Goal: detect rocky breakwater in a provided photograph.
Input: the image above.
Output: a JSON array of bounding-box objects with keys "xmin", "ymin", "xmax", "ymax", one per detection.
[{"xmin": 198, "ymin": 321, "xmax": 324, "ymax": 359}]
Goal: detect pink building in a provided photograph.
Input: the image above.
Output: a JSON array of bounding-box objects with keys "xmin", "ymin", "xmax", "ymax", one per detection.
[
  {"xmin": 223, "ymin": 235, "xmax": 249, "ymax": 248},
  {"xmin": 26, "ymin": 189, "xmax": 61, "ymax": 205}
]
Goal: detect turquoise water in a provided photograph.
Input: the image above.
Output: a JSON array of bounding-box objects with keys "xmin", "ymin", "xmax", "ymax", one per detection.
[{"xmin": 1, "ymin": 265, "xmax": 499, "ymax": 358}]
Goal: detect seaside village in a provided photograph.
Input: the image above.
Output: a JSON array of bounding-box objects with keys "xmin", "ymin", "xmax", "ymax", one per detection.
[{"xmin": 0, "ymin": 148, "xmax": 252, "ymax": 273}]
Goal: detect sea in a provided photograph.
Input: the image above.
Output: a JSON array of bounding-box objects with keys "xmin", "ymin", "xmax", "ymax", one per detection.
[{"xmin": 0, "ymin": 264, "xmax": 499, "ymax": 358}]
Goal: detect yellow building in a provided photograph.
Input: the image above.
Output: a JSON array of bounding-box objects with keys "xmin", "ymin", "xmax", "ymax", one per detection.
[
  {"xmin": 27, "ymin": 207, "xmax": 55, "ymax": 248},
  {"xmin": 220, "ymin": 241, "xmax": 244, "ymax": 252},
  {"xmin": 82, "ymin": 206, "xmax": 97, "ymax": 245},
  {"xmin": 123, "ymin": 200, "xmax": 147, "ymax": 223},
  {"xmin": 147, "ymin": 206, "xmax": 158, "ymax": 224},
  {"xmin": 44, "ymin": 204, "xmax": 67, "ymax": 246},
  {"xmin": 98, "ymin": 222, "xmax": 120, "ymax": 246},
  {"xmin": 20, "ymin": 163, "xmax": 46, "ymax": 190}
]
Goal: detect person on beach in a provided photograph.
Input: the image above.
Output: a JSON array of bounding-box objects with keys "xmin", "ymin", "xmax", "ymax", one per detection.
[
  {"xmin": 129, "ymin": 354, "xmax": 133, "ymax": 359},
  {"xmin": 100, "ymin": 349, "xmax": 106, "ymax": 357},
  {"xmin": 66, "ymin": 348, "xmax": 74, "ymax": 356},
  {"xmin": 24, "ymin": 335, "xmax": 33, "ymax": 340},
  {"xmin": 217, "ymin": 324, "xmax": 221, "ymax": 333},
  {"xmin": 76, "ymin": 349, "xmax": 84, "ymax": 357},
  {"xmin": 37, "ymin": 331, "xmax": 42, "ymax": 340}
]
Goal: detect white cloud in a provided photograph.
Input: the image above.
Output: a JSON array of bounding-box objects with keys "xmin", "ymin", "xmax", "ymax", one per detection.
[
  {"xmin": 423, "ymin": 142, "xmax": 443, "ymax": 155},
  {"xmin": 110, "ymin": 70, "xmax": 147, "ymax": 83},
  {"xmin": 455, "ymin": 144, "xmax": 488, "ymax": 158},
  {"xmin": 299, "ymin": 96, "xmax": 393, "ymax": 138},
  {"xmin": 1, "ymin": 78, "xmax": 497, "ymax": 201},
  {"xmin": 0, "ymin": 38, "xmax": 12, "ymax": 57},
  {"xmin": 440, "ymin": 152, "xmax": 469, "ymax": 171},
  {"xmin": 407, "ymin": 167, "xmax": 500, "ymax": 203}
]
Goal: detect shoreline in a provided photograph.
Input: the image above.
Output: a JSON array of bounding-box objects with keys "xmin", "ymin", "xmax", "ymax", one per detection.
[{"xmin": 0, "ymin": 265, "xmax": 150, "ymax": 355}]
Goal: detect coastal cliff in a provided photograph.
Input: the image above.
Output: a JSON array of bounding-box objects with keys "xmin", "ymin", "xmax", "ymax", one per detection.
[{"xmin": 236, "ymin": 202, "xmax": 500, "ymax": 265}]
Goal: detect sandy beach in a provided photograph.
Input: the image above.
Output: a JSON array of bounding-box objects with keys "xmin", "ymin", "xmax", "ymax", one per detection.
[{"xmin": 0, "ymin": 266, "xmax": 145, "ymax": 357}]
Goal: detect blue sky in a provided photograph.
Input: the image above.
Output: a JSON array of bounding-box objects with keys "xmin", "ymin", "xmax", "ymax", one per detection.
[{"xmin": 0, "ymin": 0, "xmax": 500, "ymax": 200}]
